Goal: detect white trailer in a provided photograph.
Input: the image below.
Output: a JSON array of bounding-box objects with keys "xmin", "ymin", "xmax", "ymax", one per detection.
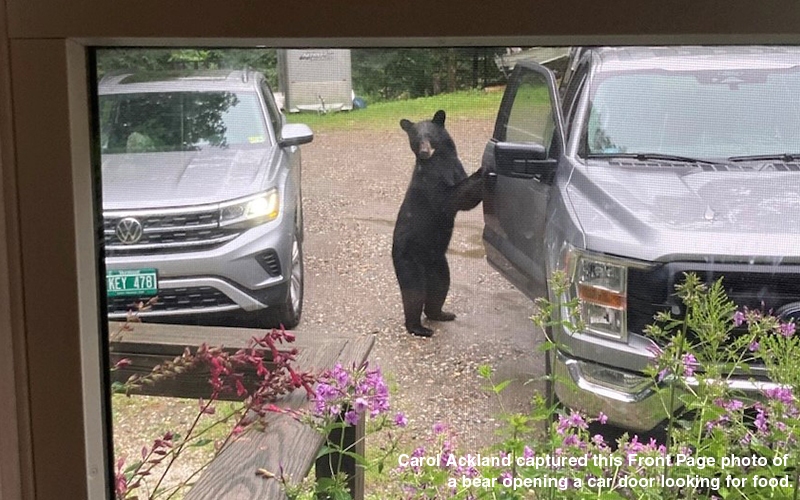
[{"xmin": 277, "ymin": 49, "xmax": 353, "ymax": 113}]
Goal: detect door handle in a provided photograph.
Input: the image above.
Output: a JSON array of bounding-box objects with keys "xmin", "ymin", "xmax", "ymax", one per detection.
[{"xmin": 486, "ymin": 170, "xmax": 498, "ymax": 188}]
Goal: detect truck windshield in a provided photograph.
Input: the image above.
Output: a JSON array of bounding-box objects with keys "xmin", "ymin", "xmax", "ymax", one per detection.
[
  {"xmin": 585, "ymin": 68, "xmax": 800, "ymax": 159},
  {"xmin": 99, "ymin": 91, "xmax": 268, "ymax": 153}
]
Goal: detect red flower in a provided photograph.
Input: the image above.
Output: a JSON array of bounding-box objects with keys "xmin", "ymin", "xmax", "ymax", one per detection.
[
  {"xmin": 114, "ymin": 358, "xmax": 132, "ymax": 370},
  {"xmin": 235, "ymin": 379, "xmax": 247, "ymax": 397}
]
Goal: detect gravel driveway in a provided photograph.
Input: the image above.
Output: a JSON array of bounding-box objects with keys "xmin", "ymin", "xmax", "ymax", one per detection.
[{"xmin": 297, "ymin": 115, "xmax": 545, "ymax": 449}]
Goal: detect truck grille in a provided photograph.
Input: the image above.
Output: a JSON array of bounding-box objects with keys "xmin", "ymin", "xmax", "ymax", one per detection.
[
  {"xmin": 107, "ymin": 286, "xmax": 237, "ymax": 315},
  {"xmin": 103, "ymin": 207, "xmax": 241, "ymax": 254},
  {"xmin": 628, "ymin": 263, "xmax": 800, "ymax": 343}
]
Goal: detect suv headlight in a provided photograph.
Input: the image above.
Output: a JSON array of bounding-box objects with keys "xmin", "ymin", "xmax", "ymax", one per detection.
[
  {"xmin": 564, "ymin": 249, "xmax": 645, "ymax": 342},
  {"xmin": 219, "ymin": 189, "xmax": 280, "ymax": 227}
]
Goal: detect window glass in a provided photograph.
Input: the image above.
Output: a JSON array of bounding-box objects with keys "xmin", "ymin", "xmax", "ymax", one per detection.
[
  {"xmin": 586, "ymin": 69, "xmax": 800, "ymax": 157},
  {"xmin": 88, "ymin": 46, "xmax": 800, "ymax": 500},
  {"xmin": 100, "ymin": 91, "xmax": 267, "ymax": 153},
  {"xmin": 504, "ymin": 70, "xmax": 556, "ymax": 153}
]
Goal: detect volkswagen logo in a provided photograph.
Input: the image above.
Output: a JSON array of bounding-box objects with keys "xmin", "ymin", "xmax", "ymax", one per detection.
[{"xmin": 115, "ymin": 217, "xmax": 143, "ymax": 245}]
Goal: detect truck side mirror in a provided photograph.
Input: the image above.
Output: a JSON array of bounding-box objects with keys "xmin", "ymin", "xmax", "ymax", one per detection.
[{"xmin": 492, "ymin": 141, "xmax": 556, "ymax": 181}]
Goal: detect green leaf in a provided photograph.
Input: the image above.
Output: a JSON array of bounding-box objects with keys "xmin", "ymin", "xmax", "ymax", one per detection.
[
  {"xmin": 123, "ymin": 460, "xmax": 143, "ymax": 474},
  {"xmin": 315, "ymin": 477, "xmax": 337, "ymax": 491},
  {"xmin": 332, "ymin": 489, "xmax": 353, "ymax": 500},
  {"xmin": 493, "ymin": 380, "xmax": 512, "ymax": 394},
  {"xmin": 341, "ymin": 450, "xmax": 369, "ymax": 466},
  {"xmin": 188, "ymin": 438, "xmax": 213, "ymax": 448},
  {"xmin": 537, "ymin": 342, "xmax": 555, "ymax": 352}
]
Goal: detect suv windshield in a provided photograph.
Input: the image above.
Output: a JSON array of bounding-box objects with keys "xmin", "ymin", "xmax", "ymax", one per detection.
[
  {"xmin": 585, "ymin": 67, "xmax": 800, "ymax": 159},
  {"xmin": 100, "ymin": 91, "xmax": 268, "ymax": 153}
]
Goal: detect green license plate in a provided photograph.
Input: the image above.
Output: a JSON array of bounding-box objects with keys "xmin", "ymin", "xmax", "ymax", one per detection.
[{"xmin": 107, "ymin": 269, "xmax": 158, "ymax": 297}]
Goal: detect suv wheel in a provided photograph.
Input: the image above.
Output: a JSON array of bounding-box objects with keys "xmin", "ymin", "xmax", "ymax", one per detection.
[{"xmin": 264, "ymin": 235, "xmax": 303, "ymax": 329}]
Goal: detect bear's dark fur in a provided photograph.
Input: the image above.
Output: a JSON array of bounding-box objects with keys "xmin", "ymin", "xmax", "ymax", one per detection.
[{"xmin": 392, "ymin": 110, "xmax": 483, "ymax": 337}]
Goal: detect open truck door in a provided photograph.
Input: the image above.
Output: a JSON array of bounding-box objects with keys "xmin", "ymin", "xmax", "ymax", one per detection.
[{"xmin": 482, "ymin": 61, "xmax": 565, "ymax": 300}]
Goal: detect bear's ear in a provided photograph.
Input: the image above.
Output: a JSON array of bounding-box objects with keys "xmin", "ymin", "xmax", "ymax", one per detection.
[
  {"xmin": 432, "ymin": 110, "xmax": 446, "ymax": 127},
  {"xmin": 400, "ymin": 119, "xmax": 413, "ymax": 132}
]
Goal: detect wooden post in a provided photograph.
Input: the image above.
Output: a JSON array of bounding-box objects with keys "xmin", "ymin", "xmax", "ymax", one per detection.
[{"xmin": 315, "ymin": 411, "xmax": 365, "ymax": 500}]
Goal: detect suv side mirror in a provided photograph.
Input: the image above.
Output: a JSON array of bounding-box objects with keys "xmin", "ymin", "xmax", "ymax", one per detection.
[
  {"xmin": 279, "ymin": 123, "xmax": 314, "ymax": 147},
  {"xmin": 492, "ymin": 141, "xmax": 557, "ymax": 180}
]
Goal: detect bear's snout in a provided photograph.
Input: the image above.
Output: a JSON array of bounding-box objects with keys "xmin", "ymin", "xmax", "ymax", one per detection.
[{"xmin": 417, "ymin": 140, "xmax": 434, "ymax": 159}]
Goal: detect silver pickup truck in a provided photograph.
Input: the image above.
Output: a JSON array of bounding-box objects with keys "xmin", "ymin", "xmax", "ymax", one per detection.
[{"xmin": 481, "ymin": 46, "xmax": 800, "ymax": 431}]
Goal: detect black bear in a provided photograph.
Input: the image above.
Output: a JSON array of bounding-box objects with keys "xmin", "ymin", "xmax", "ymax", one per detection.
[{"xmin": 392, "ymin": 110, "xmax": 483, "ymax": 337}]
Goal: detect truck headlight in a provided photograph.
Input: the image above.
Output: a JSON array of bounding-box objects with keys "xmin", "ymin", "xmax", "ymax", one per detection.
[
  {"xmin": 565, "ymin": 250, "xmax": 638, "ymax": 342},
  {"xmin": 219, "ymin": 189, "xmax": 280, "ymax": 227}
]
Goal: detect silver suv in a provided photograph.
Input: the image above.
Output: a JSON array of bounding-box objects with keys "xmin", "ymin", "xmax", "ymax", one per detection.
[
  {"xmin": 100, "ymin": 70, "xmax": 312, "ymax": 328},
  {"xmin": 482, "ymin": 46, "xmax": 800, "ymax": 431}
]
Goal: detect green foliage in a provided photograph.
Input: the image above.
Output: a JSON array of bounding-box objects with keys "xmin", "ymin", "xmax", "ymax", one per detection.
[
  {"xmin": 96, "ymin": 48, "xmax": 509, "ymax": 106},
  {"xmin": 286, "ymin": 89, "xmax": 503, "ymax": 132},
  {"xmin": 351, "ymin": 48, "xmax": 508, "ymax": 102},
  {"xmin": 96, "ymin": 48, "xmax": 279, "ymax": 88}
]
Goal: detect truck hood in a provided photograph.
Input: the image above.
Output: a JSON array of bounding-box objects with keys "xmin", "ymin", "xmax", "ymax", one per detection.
[
  {"xmin": 565, "ymin": 164, "xmax": 800, "ymax": 263},
  {"xmin": 101, "ymin": 147, "xmax": 276, "ymax": 211}
]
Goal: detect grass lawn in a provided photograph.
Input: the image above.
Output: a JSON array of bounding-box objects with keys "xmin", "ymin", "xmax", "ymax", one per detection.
[{"xmin": 286, "ymin": 89, "xmax": 504, "ymax": 132}]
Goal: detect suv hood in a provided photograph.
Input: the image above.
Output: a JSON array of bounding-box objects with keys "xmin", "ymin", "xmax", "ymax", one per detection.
[
  {"xmin": 565, "ymin": 164, "xmax": 800, "ymax": 263},
  {"xmin": 101, "ymin": 147, "xmax": 276, "ymax": 211}
]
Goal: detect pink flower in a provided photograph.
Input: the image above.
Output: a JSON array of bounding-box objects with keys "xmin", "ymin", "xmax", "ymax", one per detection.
[
  {"xmin": 755, "ymin": 407, "xmax": 769, "ymax": 434},
  {"xmin": 596, "ymin": 412, "xmax": 608, "ymax": 425},
  {"xmin": 523, "ymin": 445, "xmax": 534, "ymax": 459},
  {"xmin": 563, "ymin": 434, "xmax": 580, "ymax": 447},
  {"xmin": 764, "ymin": 387, "xmax": 794, "ymax": 405},
  {"xmin": 568, "ymin": 411, "xmax": 587, "ymax": 429},
  {"xmin": 733, "ymin": 310, "xmax": 746, "ymax": 327},
  {"xmin": 354, "ymin": 397, "xmax": 369, "ymax": 414},
  {"xmin": 344, "ymin": 410, "xmax": 360, "ymax": 426},
  {"xmin": 115, "ymin": 457, "xmax": 128, "ymax": 497},
  {"xmin": 394, "ymin": 412, "xmax": 408, "ymax": 427},
  {"xmin": 780, "ymin": 321, "xmax": 796, "ymax": 337},
  {"xmin": 682, "ymin": 353, "xmax": 698, "ymax": 377},
  {"xmin": 235, "ymin": 379, "xmax": 247, "ymax": 397},
  {"xmin": 114, "ymin": 358, "xmax": 132, "ymax": 370}
]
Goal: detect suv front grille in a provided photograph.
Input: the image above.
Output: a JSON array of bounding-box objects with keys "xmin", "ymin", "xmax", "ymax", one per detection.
[
  {"xmin": 107, "ymin": 286, "xmax": 237, "ymax": 315},
  {"xmin": 104, "ymin": 207, "xmax": 242, "ymax": 254}
]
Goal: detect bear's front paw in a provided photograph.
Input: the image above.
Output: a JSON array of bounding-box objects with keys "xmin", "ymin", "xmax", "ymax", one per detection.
[
  {"xmin": 426, "ymin": 311, "xmax": 456, "ymax": 322},
  {"xmin": 407, "ymin": 324, "xmax": 434, "ymax": 337}
]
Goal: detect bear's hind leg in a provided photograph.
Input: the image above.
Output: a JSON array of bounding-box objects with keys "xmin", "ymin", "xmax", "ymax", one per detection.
[
  {"xmin": 394, "ymin": 255, "xmax": 433, "ymax": 337},
  {"xmin": 424, "ymin": 258, "xmax": 456, "ymax": 322},
  {"xmin": 402, "ymin": 289, "xmax": 433, "ymax": 337}
]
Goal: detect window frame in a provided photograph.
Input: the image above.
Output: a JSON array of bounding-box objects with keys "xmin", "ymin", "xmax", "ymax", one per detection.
[
  {"xmin": 4, "ymin": 2, "xmax": 800, "ymax": 499},
  {"xmin": 261, "ymin": 79, "xmax": 283, "ymax": 139}
]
